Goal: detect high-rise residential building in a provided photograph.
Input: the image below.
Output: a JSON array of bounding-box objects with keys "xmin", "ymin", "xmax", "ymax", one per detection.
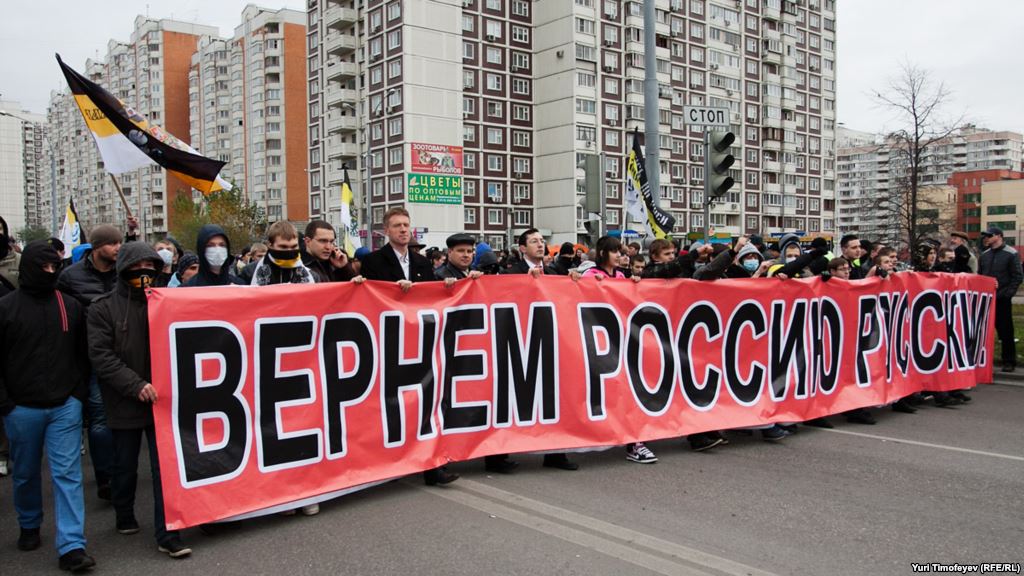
[
  {"xmin": 44, "ymin": 17, "xmax": 219, "ymax": 241},
  {"xmin": 307, "ymin": 0, "xmax": 839, "ymax": 249},
  {"xmin": 837, "ymin": 126, "xmax": 1024, "ymax": 246},
  {"xmin": 0, "ymin": 100, "xmax": 46, "ymax": 235},
  {"xmin": 190, "ymin": 6, "xmax": 309, "ymax": 223}
]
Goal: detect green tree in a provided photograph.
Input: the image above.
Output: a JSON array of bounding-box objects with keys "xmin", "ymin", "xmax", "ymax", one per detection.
[
  {"xmin": 18, "ymin": 225, "xmax": 52, "ymax": 244},
  {"xmin": 169, "ymin": 188, "xmax": 267, "ymax": 253}
]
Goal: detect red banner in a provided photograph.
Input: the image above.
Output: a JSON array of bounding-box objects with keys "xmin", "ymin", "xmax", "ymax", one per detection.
[
  {"xmin": 410, "ymin": 142, "xmax": 462, "ymax": 174},
  {"xmin": 148, "ymin": 273, "xmax": 995, "ymax": 529}
]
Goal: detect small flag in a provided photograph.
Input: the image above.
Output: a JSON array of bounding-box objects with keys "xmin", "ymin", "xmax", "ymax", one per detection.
[
  {"xmin": 58, "ymin": 197, "xmax": 82, "ymax": 249},
  {"xmin": 339, "ymin": 167, "xmax": 362, "ymax": 256},
  {"xmin": 626, "ymin": 129, "xmax": 675, "ymax": 239},
  {"xmin": 56, "ymin": 54, "xmax": 231, "ymax": 194}
]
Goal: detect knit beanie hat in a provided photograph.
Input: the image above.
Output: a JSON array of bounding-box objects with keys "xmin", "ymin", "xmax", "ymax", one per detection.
[{"xmin": 88, "ymin": 224, "xmax": 122, "ymax": 249}]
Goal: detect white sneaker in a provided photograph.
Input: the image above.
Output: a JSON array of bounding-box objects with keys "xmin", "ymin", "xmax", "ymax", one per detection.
[
  {"xmin": 625, "ymin": 443, "xmax": 658, "ymax": 464},
  {"xmin": 300, "ymin": 503, "xmax": 320, "ymax": 516}
]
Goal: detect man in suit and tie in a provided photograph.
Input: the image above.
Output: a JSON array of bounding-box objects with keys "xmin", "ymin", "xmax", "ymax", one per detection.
[{"xmin": 358, "ymin": 207, "xmax": 458, "ymax": 486}]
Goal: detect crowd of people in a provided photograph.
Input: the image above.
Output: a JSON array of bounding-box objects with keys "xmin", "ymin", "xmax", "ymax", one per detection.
[{"xmin": 0, "ymin": 209, "xmax": 1017, "ymax": 572}]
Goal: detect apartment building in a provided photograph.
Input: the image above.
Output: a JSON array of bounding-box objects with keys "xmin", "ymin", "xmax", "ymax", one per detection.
[
  {"xmin": 44, "ymin": 17, "xmax": 219, "ymax": 241},
  {"xmin": 837, "ymin": 126, "xmax": 1024, "ymax": 246},
  {"xmin": 189, "ymin": 6, "xmax": 309, "ymax": 223},
  {"xmin": 307, "ymin": 0, "xmax": 839, "ymax": 249},
  {"xmin": 0, "ymin": 100, "xmax": 46, "ymax": 234}
]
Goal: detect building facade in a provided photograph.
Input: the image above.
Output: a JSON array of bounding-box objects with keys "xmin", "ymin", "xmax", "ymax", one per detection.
[
  {"xmin": 307, "ymin": 0, "xmax": 839, "ymax": 249},
  {"xmin": 948, "ymin": 169, "xmax": 1023, "ymax": 241},
  {"xmin": 980, "ymin": 177, "xmax": 1024, "ymax": 253},
  {"xmin": 0, "ymin": 100, "xmax": 46, "ymax": 235},
  {"xmin": 837, "ymin": 126, "xmax": 1024, "ymax": 247},
  {"xmin": 189, "ymin": 6, "xmax": 309, "ymax": 223},
  {"xmin": 44, "ymin": 17, "xmax": 219, "ymax": 241}
]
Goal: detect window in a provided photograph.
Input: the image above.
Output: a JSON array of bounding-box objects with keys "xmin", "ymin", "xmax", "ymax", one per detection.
[
  {"xmin": 513, "ymin": 104, "xmax": 530, "ymax": 121},
  {"xmin": 513, "ymin": 157, "xmax": 530, "ymax": 173},
  {"xmin": 486, "ymin": 0, "xmax": 502, "ymax": 10},
  {"xmin": 389, "ymin": 147, "xmax": 403, "ymax": 165},
  {"xmin": 465, "ymin": 153, "xmax": 476, "ymax": 169},
  {"xmin": 487, "ymin": 128, "xmax": 503, "ymax": 144},
  {"xmin": 576, "ymin": 18, "xmax": 595, "ymax": 35},
  {"xmin": 463, "ymin": 42, "xmax": 475, "ymax": 59},
  {"xmin": 465, "ymin": 207, "xmax": 477, "ymax": 224},
  {"xmin": 486, "ymin": 20, "xmax": 502, "ymax": 38},
  {"xmin": 388, "ymin": 117, "xmax": 402, "ymax": 136},
  {"xmin": 387, "ymin": 1, "xmax": 401, "ymax": 20},
  {"xmin": 487, "ymin": 155, "xmax": 503, "ymax": 171},
  {"xmin": 387, "ymin": 30, "xmax": 401, "ymax": 50},
  {"xmin": 514, "ymin": 183, "xmax": 531, "ymax": 201},
  {"xmin": 487, "ymin": 101, "xmax": 504, "ymax": 117},
  {"xmin": 604, "ymin": 0, "xmax": 618, "ymax": 17},
  {"xmin": 512, "ymin": 25, "xmax": 529, "ymax": 43},
  {"xmin": 512, "ymin": 52, "xmax": 529, "ymax": 70},
  {"xmin": 512, "ymin": 0, "xmax": 529, "ymax": 16},
  {"xmin": 605, "ymin": 130, "xmax": 620, "ymax": 147},
  {"xmin": 576, "ymin": 43, "xmax": 596, "ymax": 61},
  {"xmin": 512, "ymin": 78, "xmax": 530, "ymax": 95},
  {"xmin": 486, "ymin": 47, "xmax": 502, "ymax": 64},
  {"xmin": 463, "ymin": 70, "xmax": 475, "ymax": 88},
  {"xmin": 487, "ymin": 182, "xmax": 504, "ymax": 201},
  {"xmin": 578, "ymin": 71, "xmax": 596, "ymax": 87},
  {"xmin": 576, "ymin": 98, "xmax": 596, "ymax": 114},
  {"xmin": 463, "ymin": 125, "xmax": 476, "ymax": 142},
  {"xmin": 488, "ymin": 209, "xmax": 504, "ymax": 225},
  {"xmin": 486, "ymin": 74, "xmax": 502, "ymax": 91},
  {"xmin": 463, "ymin": 15, "xmax": 475, "ymax": 32},
  {"xmin": 513, "ymin": 130, "xmax": 531, "ymax": 147}
]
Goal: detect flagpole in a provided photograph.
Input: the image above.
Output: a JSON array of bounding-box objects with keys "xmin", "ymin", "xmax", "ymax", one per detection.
[{"xmin": 108, "ymin": 173, "xmax": 134, "ymax": 219}]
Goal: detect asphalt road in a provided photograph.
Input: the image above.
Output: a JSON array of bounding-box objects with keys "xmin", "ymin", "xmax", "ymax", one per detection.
[{"xmin": 2, "ymin": 382, "xmax": 1022, "ymax": 576}]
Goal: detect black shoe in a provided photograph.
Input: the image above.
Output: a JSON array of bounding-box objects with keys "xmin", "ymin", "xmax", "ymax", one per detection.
[
  {"xmin": 423, "ymin": 467, "xmax": 460, "ymax": 486},
  {"xmin": 762, "ymin": 425, "xmax": 788, "ymax": 441},
  {"xmin": 157, "ymin": 536, "xmax": 192, "ymax": 559},
  {"xmin": 484, "ymin": 456, "xmax": 519, "ymax": 474},
  {"xmin": 116, "ymin": 517, "xmax": 140, "ymax": 535},
  {"xmin": 845, "ymin": 409, "xmax": 877, "ymax": 425},
  {"xmin": 907, "ymin": 392, "xmax": 928, "ymax": 406},
  {"xmin": 778, "ymin": 424, "xmax": 798, "ymax": 434},
  {"xmin": 17, "ymin": 527, "xmax": 41, "ymax": 551},
  {"xmin": 58, "ymin": 548, "xmax": 96, "ymax": 572},
  {"xmin": 933, "ymin": 393, "xmax": 959, "ymax": 408},
  {"xmin": 805, "ymin": 417, "xmax": 834, "ymax": 429},
  {"xmin": 1002, "ymin": 364, "xmax": 1016, "ymax": 373},
  {"xmin": 709, "ymin": 430, "xmax": 729, "ymax": 445},
  {"xmin": 950, "ymin": 391, "xmax": 972, "ymax": 403},
  {"xmin": 542, "ymin": 454, "xmax": 579, "ymax": 471},
  {"xmin": 892, "ymin": 399, "xmax": 918, "ymax": 414},
  {"xmin": 96, "ymin": 482, "xmax": 111, "ymax": 502},
  {"xmin": 688, "ymin": 433, "xmax": 725, "ymax": 452}
]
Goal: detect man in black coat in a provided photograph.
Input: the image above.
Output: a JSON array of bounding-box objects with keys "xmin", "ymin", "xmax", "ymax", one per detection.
[
  {"xmin": 57, "ymin": 224, "xmax": 122, "ymax": 501},
  {"xmin": 359, "ymin": 207, "xmax": 458, "ymax": 486},
  {"xmin": 88, "ymin": 242, "xmax": 192, "ymax": 558},
  {"xmin": 302, "ymin": 220, "xmax": 357, "ymax": 283},
  {"xmin": 950, "ymin": 231, "xmax": 976, "ymax": 274},
  {"xmin": 0, "ymin": 240, "xmax": 96, "ymax": 571},
  {"xmin": 499, "ymin": 228, "xmax": 580, "ymax": 471},
  {"xmin": 184, "ymin": 224, "xmax": 245, "ymax": 287},
  {"xmin": 980, "ymin": 226, "xmax": 1024, "ymax": 372},
  {"xmin": 435, "ymin": 233, "xmax": 482, "ymax": 283}
]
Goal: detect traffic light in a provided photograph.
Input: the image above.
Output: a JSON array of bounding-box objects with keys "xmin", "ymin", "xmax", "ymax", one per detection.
[{"xmin": 705, "ymin": 130, "xmax": 735, "ymax": 201}]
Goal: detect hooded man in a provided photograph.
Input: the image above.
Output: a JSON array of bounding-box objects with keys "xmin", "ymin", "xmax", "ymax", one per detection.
[
  {"xmin": 184, "ymin": 224, "xmax": 245, "ymax": 287},
  {"xmin": 548, "ymin": 242, "xmax": 577, "ymax": 276},
  {"xmin": 0, "ymin": 241, "xmax": 96, "ymax": 571},
  {"xmin": 88, "ymin": 242, "xmax": 192, "ymax": 558},
  {"xmin": 166, "ymin": 253, "xmax": 199, "ymax": 288}
]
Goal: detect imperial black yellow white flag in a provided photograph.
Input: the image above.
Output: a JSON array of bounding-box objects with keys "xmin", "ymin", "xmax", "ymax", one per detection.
[
  {"xmin": 626, "ymin": 128, "xmax": 675, "ymax": 239},
  {"xmin": 56, "ymin": 54, "xmax": 230, "ymax": 194}
]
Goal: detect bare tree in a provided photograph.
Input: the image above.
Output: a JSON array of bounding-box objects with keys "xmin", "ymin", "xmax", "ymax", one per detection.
[{"xmin": 874, "ymin": 62, "xmax": 965, "ymax": 251}]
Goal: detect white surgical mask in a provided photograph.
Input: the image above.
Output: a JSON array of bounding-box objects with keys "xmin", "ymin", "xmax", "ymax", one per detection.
[
  {"xmin": 157, "ymin": 248, "xmax": 174, "ymax": 266},
  {"xmin": 742, "ymin": 259, "xmax": 759, "ymax": 272},
  {"xmin": 205, "ymin": 246, "xmax": 228, "ymax": 268},
  {"xmin": 785, "ymin": 256, "xmax": 797, "ymax": 264}
]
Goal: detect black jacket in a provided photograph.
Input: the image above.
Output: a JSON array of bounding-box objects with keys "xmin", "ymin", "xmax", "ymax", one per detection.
[
  {"xmin": 360, "ymin": 245, "xmax": 435, "ymax": 283},
  {"xmin": 500, "ymin": 258, "xmax": 558, "ymax": 275},
  {"xmin": 57, "ymin": 250, "xmax": 117, "ymax": 309},
  {"xmin": 87, "ymin": 243, "xmax": 165, "ymax": 429},
  {"xmin": 185, "ymin": 224, "xmax": 245, "ymax": 287},
  {"xmin": 548, "ymin": 256, "xmax": 574, "ymax": 276},
  {"xmin": 980, "ymin": 244, "xmax": 1024, "ymax": 300},
  {"xmin": 953, "ymin": 244, "xmax": 972, "ymax": 273},
  {"xmin": 0, "ymin": 289, "xmax": 89, "ymax": 413},
  {"xmin": 435, "ymin": 262, "xmax": 469, "ymax": 280},
  {"xmin": 303, "ymin": 253, "xmax": 357, "ymax": 283}
]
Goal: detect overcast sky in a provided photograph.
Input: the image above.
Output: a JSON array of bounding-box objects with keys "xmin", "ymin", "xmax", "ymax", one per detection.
[{"xmin": 1, "ymin": 0, "xmax": 1020, "ymax": 134}]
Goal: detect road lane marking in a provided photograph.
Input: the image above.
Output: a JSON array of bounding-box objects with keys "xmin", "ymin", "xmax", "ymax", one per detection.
[
  {"xmin": 817, "ymin": 428, "xmax": 1024, "ymax": 462},
  {"xmin": 413, "ymin": 478, "xmax": 777, "ymax": 576}
]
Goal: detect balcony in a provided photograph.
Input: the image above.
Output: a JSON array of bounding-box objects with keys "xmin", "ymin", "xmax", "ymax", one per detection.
[
  {"xmin": 325, "ymin": 85, "xmax": 358, "ymax": 109},
  {"xmin": 325, "ymin": 60, "xmax": 358, "ymax": 83},
  {"xmin": 325, "ymin": 112, "xmax": 359, "ymax": 134},
  {"xmin": 763, "ymin": 116, "xmax": 783, "ymax": 129},
  {"xmin": 762, "ymin": 50, "xmax": 782, "ymax": 65},
  {"xmin": 325, "ymin": 135, "xmax": 359, "ymax": 159},
  {"xmin": 763, "ymin": 160, "xmax": 781, "ymax": 172},
  {"xmin": 324, "ymin": 5, "xmax": 358, "ymax": 31},
  {"xmin": 325, "ymin": 33, "xmax": 357, "ymax": 57}
]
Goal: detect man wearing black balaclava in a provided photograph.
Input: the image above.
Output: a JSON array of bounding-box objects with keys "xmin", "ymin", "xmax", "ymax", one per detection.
[
  {"xmin": 88, "ymin": 242, "xmax": 192, "ymax": 558},
  {"xmin": 0, "ymin": 240, "xmax": 96, "ymax": 571}
]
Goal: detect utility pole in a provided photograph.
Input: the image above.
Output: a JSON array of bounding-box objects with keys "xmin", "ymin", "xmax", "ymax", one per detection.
[{"xmin": 642, "ymin": 0, "xmax": 660, "ymax": 207}]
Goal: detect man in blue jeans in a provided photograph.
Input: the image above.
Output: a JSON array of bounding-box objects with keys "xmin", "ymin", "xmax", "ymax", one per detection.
[{"xmin": 0, "ymin": 240, "xmax": 96, "ymax": 571}]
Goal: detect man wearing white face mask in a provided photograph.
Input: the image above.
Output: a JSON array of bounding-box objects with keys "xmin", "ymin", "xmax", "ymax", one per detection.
[
  {"xmin": 183, "ymin": 224, "xmax": 245, "ymax": 287},
  {"xmin": 152, "ymin": 239, "xmax": 177, "ymax": 287}
]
